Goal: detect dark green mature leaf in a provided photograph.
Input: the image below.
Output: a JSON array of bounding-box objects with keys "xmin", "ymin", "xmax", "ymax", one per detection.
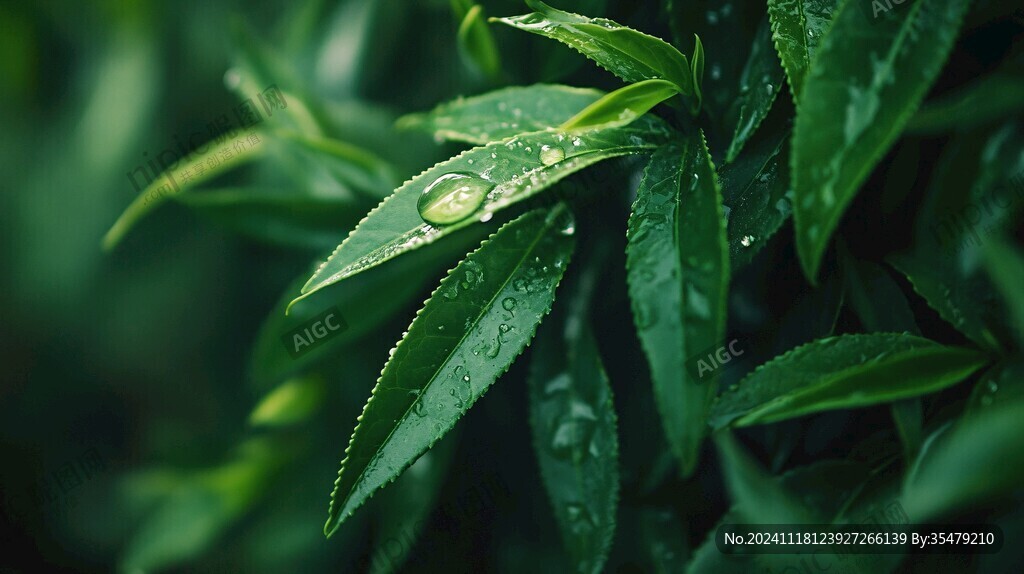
[
  {"xmin": 983, "ymin": 238, "xmax": 1024, "ymax": 346},
  {"xmin": 397, "ymin": 84, "xmax": 604, "ymax": 145},
  {"xmin": 724, "ymin": 17, "xmax": 785, "ymax": 163},
  {"xmin": 626, "ymin": 134, "xmax": 729, "ymax": 475},
  {"xmin": 457, "ymin": 4, "xmax": 502, "ymax": 82},
  {"xmin": 715, "ymin": 433, "xmax": 815, "ymax": 524},
  {"xmin": 324, "ymin": 206, "xmax": 575, "ymax": 536},
  {"xmin": 792, "ymin": 0, "xmax": 970, "ymax": 281},
  {"xmin": 369, "ymin": 435, "xmax": 456, "ymax": 574},
  {"xmin": 560, "ymin": 79, "xmax": 679, "ymax": 131},
  {"xmin": 529, "ymin": 296, "xmax": 619, "ymax": 574},
  {"xmin": 965, "ymin": 359, "xmax": 1024, "ymax": 417},
  {"xmin": 249, "ymin": 230, "xmax": 483, "ymax": 390},
  {"xmin": 493, "ymin": 0, "xmax": 695, "ymax": 100},
  {"xmin": 719, "ymin": 113, "xmax": 792, "ymax": 269},
  {"xmin": 766, "ymin": 0, "xmax": 839, "ymax": 99},
  {"xmin": 889, "ymin": 251, "xmax": 1008, "ymax": 353},
  {"xmin": 295, "ymin": 117, "xmax": 670, "ymax": 305},
  {"xmin": 903, "ymin": 396, "xmax": 1024, "ymax": 521},
  {"xmin": 842, "ymin": 256, "xmax": 919, "ymax": 334},
  {"xmin": 710, "ymin": 334, "xmax": 989, "ymax": 428}
]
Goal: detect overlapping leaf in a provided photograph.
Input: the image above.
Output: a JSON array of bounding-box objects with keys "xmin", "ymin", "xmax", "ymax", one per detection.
[
  {"xmin": 295, "ymin": 117, "xmax": 670, "ymax": 305},
  {"xmin": 792, "ymin": 0, "xmax": 970, "ymax": 281},
  {"xmin": 494, "ymin": 0, "xmax": 695, "ymax": 103},
  {"xmin": 724, "ymin": 17, "xmax": 785, "ymax": 163},
  {"xmin": 324, "ymin": 205, "xmax": 575, "ymax": 536},
  {"xmin": 710, "ymin": 334, "xmax": 988, "ymax": 428},
  {"xmin": 397, "ymin": 84, "xmax": 604, "ymax": 145},
  {"xmin": 529, "ymin": 291, "xmax": 619, "ymax": 574},
  {"xmin": 766, "ymin": 0, "xmax": 839, "ymax": 99},
  {"xmin": 560, "ymin": 79, "xmax": 679, "ymax": 131},
  {"xmin": 626, "ymin": 134, "xmax": 728, "ymax": 475}
]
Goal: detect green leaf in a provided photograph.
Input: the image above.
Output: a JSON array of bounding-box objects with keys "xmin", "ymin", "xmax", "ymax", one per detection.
[
  {"xmin": 174, "ymin": 187, "xmax": 364, "ymax": 250},
  {"xmin": 714, "ymin": 432, "xmax": 815, "ymax": 524},
  {"xmin": 121, "ymin": 437, "xmax": 289, "ymax": 572},
  {"xmin": 493, "ymin": 0, "xmax": 695, "ymax": 101},
  {"xmin": 792, "ymin": 0, "xmax": 971, "ymax": 281},
  {"xmin": 724, "ymin": 17, "xmax": 785, "ymax": 163},
  {"xmin": 529, "ymin": 296, "xmax": 619, "ymax": 574},
  {"xmin": 457, "ymin": 4, "xmax": 502, "ymax": 82},
  {"xmin": 690, "ymin": 34, "xmax": 705, "ymax": 114},
  {"xmin": 103, "ymin": 133, "xmax": 267, "ymax": 250},
  {"xmin": 559, "ymin": 79, "xmax": 679, "ymax": 132},
  {"xmin": 249, "ymin": 230, "xmax": 484, "ymax": 390},
  {"xmin": 889, "ymin": 251, "xmax": 1009, "ymax": 353},
  {"xmin": 710, "ymin": 333, "xmax": 989, "ymax": 428},
  {"xmin": 983, "ymin": 237, "xmax": 1024, "ymax": 346},
  {"xmin": 903, "ymin": 395, "xmax": 1024, "ymax": 521},
  {"xmin": 766, "ymin": 0, "xmax": 839, "ymax": 99},
  {"xmin": 908, "ymin": 68, "xmax": 1024, "ymax": 134},
  {"xmin": 964, "ymin": 358, "xmax": 1024, "ymax": 416},
  {"xmin": 295, "ymin": 117, "xmax": 669, "ymax": 305},
  {"xmin": 248, "ymin": 376, "xmax": 326, "ymax": 427},
  {"xmin": 369, "ymin": 435, "xmax": 457, "ymax": 574},
  {"xmin": 324, "ymin": 205, "xmax": 576, "ymax": 536},
  {"xmin": 719, "ymin": 111, "xmax": 791, "ymax": 269},
  {"xmin": 626, "ymin": 134, "xmax": 729, "ymax": 475},
  {"xmin": 278, "ymin": 131, "xmax": 401, "ymax": 199},
  {"xmin": 842, "ymin": 256, "xmax": 919, "ymax": 334},
  {"xmin": 397, "ymin": 84, "xmax": 604, "ymax": 145}
]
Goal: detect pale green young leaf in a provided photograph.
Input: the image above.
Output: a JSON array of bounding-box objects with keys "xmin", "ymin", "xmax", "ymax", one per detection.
[
  {"xmin": 457, "ymin": 4, "xmax": 502, "ymax": 82},
  {"xmin": 249, "ymin": 376, "xmax": 326, "ymax": 427},
  {"xmin": 324, "ymin": 205, "xmax": 575, "ymax": 536},
  {"xmin": 397, "ymin": 84, "xmax": 604, "ymax": 145},
  {"xmin": 710, "ymin": 334, "xmax": 989, "ymax": 428},
  {"xmin": 559, "ymin": 79, "xmax": 679, "ymax": 132},
  {"xmin": 294, "ymin": 117, "xmax": 670, "ymax": 307},
  {"xmin": 626, "ymin": 134, "xmax": 728, "ymax": 475},
  {"xmin": 792, "ymin": 0, "xmax": 970, "ymax": 281}
]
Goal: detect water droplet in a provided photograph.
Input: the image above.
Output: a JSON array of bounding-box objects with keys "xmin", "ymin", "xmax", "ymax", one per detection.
[
  {"xmin": 490, "ymin": 152, "xmax": 497, "ymax": 159},
  {"xmin": 540, "ymin": 145, "xmax": 565, "ymax": 165},
  {"xmin": 417, "ymin": 172, "xmax": 493, "ymax": 225},
  {"xmin": 502, "ymin": 297, "xmax": 517, "ymax": 312},
  {"xmin": 740, "ymin": 235, "xmax": 756, "ymax": 247}
]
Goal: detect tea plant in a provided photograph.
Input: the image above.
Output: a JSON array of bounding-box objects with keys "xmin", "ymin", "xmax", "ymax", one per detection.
[{"xmin": 108, "ymin": 0, "xmax": 1024, "ymax": 571}]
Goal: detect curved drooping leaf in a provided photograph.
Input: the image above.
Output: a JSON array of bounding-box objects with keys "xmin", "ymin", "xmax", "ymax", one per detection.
[
  {"xmin": 493, "ymin": 0, "xmax": 695, "ymax": 101},
  {"xmin": 718, "ymin": 113, "xmax": 792, "ymax": 269},
  {"xmin": 103, "ymin": 133, "xmax": 267, "ymax": 250},
  {"xmin": 626, "ymin": 134, "xmax": 729, "ymax": 475},
  {"xmin": 457, "ymin": 4, "xmax": 502, "ymax": 82},
  {"xmin": 908, "ymin": 69, "xmax": 1024, "ymax": 134},
  {"xmin": 889, "ymin": 251, "xmax": 1009, "ymax": 354},
  {"xmin": 396, "ymin": 84, "xmax": 604, "ymax": 145},
  {"xmin": 792, "ymin": 0, "xmax": 971, "ymax": 281},
  {"xmin": 324, "ymin": 205, "xmax": 576, "ymax": 536},
  {"xmin": 174, "ymin": 187, "xmax": 364, "ymax": 250},
  {"xmin": 529, "ymin": 290, "xmax": 619, "ymax": 574},
  {"xmin": 279, "ymin": 131, "xmax": 401, "ymax": 199},
  {"xmin": 903, "ymin": 396, "xmax": 1024, "ymax": 521},
  {"xmin": 295, "ymin": 117, "xmax": 670, "ymax": 306},
  {"xmin": 710, "ymin": 334, "xmax": 989, "ymax": 428},
  {"xmin": 560, "ymin": 79, "xmax": 679, "ymax": 132},
  {"xmin": 765, "ymin": 0, "xmax": 839, "ymax": 99},
  {"xmin": 724, "ymin": 17, "xmax": 785, "ymax": 163}
]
